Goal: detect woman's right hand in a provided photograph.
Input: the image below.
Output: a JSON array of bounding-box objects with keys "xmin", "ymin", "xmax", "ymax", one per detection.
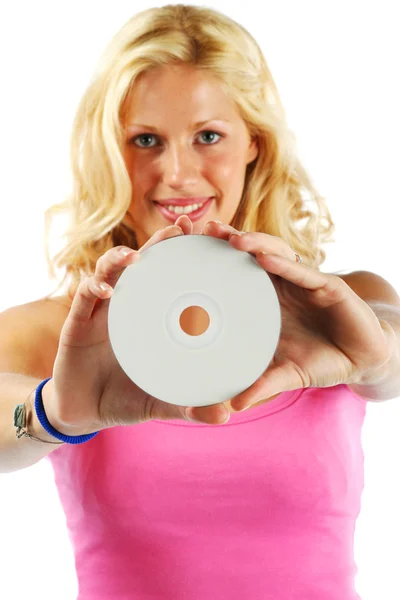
[{"xmin": 44, "ymin": 215, "xmax": 230, "ymax": 436}]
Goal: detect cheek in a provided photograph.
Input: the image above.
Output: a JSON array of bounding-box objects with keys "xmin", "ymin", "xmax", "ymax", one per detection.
[
  {"xmin": 207, "ymin": 151, "xmax": 246, "ymax": 182},
  {"xmin": 126, "ymin": 155, "xmax": 156, "ymax": 191}
]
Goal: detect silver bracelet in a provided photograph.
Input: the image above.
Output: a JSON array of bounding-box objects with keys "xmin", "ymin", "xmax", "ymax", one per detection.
[{"xmin": 14, "ymin": 399, "xmax": 64, "ymax": 445}]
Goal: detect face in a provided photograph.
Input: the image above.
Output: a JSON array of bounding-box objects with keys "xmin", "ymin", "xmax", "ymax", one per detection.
[{"xmin": 122, "ymin": 64, "xmax": 258, "ymax": 248}]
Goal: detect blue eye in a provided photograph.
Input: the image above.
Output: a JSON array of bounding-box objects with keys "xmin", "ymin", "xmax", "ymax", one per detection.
[
  {"xmin": 198, "ymin": 131, "xmax": 221, "ymax": 144},
  {"xmin": 133, "ymin": 134, "xmax": 157, "ymax": 148},
  {"xmin": 131, "ymin": 130, "xmax": 222, "ymax": 148}
]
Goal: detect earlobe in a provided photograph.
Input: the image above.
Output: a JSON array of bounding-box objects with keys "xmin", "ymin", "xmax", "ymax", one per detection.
[{"xmin": 247, "ymin": 138, "xmax": 259, "ymax": 164}]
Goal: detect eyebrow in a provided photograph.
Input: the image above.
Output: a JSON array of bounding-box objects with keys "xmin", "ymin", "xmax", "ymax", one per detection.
[{"xmin": 125, "ymin": 119, "xmax": 231, "ymax": 133}]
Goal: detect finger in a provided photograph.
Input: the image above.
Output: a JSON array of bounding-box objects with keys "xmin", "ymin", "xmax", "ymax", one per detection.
[
  {"xmin": 60, "ymin": 278, "xmax": 112, "ymax": 346},
  {"xmin": 67, "ymin": 249, "xmax": 141, "ymax": 325},
  {"xmin": 230, "ymin": 232, "xmax": 296, "ymax": 261},
  {"xmin": 202, "ymin": 220, "xmax": 239, "ymax": 239},
  {"xmin": 90, "ymin": 223, "xmax": 184, "ymax": 310},
  {"xmin": 173, "ymin": 214, "xmax": 194, "ymax": 235},
  {"xmin": 201, "ymin": 223, "xmax": 293, "ymax": 264},
  {"xmin": 138, "ymin": 224, "xmax": 184, "ymax": 254},
  {"xmin": 95, "ymin": 246, "xmax": 141, "ymax": 290},
  {"xmin": 255, "ymin": 253, "xmax": 333, "ymax": 295},
  {"xmin": 70, "ymin": 223, "xmax": 184, "ymax": 325},
  {"xmin": 71, "ymin": 223, "xmax": 185, "ymax": 319}
]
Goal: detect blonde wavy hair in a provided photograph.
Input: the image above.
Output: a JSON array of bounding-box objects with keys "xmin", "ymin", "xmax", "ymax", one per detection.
[{"xmin": 44, "ymin": 3, "xmax": 335, "ymax": 302}]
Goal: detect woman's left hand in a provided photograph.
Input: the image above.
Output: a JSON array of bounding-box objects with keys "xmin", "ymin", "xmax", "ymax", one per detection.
[{"xmin": 175, "ymin": 216, "xmax": 393, "ymax": 411}]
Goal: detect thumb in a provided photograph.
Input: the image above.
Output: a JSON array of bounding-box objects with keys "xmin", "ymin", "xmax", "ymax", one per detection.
[
  {"xmin": 230, "ymin": 363, "xmax": 303, "ymax": 412},
  {"xmin": 183, "ymin": 404, "xmax": 230, "ymax": 425},
  {"xmin": 149, "ymin": 395, "xmax": 230, "ymax": 425}
]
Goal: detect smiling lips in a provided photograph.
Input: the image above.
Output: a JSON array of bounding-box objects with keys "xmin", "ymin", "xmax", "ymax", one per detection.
[
  {"xmin": 154, "ymin": 197, "xmax": 214, "ymax": 222},
  {"xmin": 153, "ymin": 196, "xmax": 213, "ymax": 206}
]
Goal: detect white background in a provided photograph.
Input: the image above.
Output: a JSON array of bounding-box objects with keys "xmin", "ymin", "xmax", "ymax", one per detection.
[{"xmin": 0, "ymin": 1, "xmax": 399, "ymax": 598}]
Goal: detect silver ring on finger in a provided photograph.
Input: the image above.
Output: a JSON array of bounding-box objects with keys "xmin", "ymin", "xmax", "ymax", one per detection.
[{"xmin": 294, "ymin": 252, "xmax": 302, "ymax": 264}]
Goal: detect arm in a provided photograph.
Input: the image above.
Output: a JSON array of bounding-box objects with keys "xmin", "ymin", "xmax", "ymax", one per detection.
[
  {"xmin": 348, "ymin": 303, "xmax": 400, "ymax": 401},
  {"xmin": 338, "ymin": 271, "xmax": 400, "ymax": 401},
  {"xmin": 0, "ymin": 374, "xmax": 59, "ymax": 473},
  {"xmin": 0, "ymin": 306, "xmax": 61, "ymax": 474}
]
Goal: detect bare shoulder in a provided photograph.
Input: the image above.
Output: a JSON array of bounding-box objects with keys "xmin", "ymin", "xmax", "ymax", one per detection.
[
  {"xmin": 334, "ymin": 270, "xmax": 400, "ymax": 307},
  {"xmin": 1, "ymin": 294, "xmax": 71, "ymax": 327},
  {"xmin": 0, "ymin": 295, "xmax": 71, "ymax": 378}
]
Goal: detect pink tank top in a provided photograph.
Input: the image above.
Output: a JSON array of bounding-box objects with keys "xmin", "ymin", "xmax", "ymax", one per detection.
[{"xmin": 47, "ymin": 384, "xmax": 366, "ymax": 599}]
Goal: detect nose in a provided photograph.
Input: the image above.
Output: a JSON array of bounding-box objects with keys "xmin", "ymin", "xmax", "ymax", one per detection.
[{"xmin": 159, "ymin": 143, "xmax": 200, "ymax": 188}]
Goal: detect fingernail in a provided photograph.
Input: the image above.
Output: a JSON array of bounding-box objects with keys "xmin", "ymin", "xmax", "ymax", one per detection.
[
  {"xmin": 174, "ymin": 215, "xmax": 189, "ymax": 224},
  {"xmin": 232, "ymin": 402, "xmax": 252, "ymax": 412},
  {"xmin": 119, "ymin": 248, "xmax": 134, "ymax": 257},
  {"xmin": 220, "ymin": 407, "xmax": 230, "ymax": 423},
  {"xmin": 185, "ymin": 407, "xmax": 200, "ymax": 423},
  {"xmin": 205, "ymin": 220, "xmax": 223, "ymax": 228},
  {"xmin": 98, "ymin": 282, "xmax": 112, "ymax": 293}
]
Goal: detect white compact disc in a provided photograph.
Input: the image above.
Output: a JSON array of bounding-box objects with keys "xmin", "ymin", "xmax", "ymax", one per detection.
[{"xmin": 108, "ymin": 234, "xmax": 281, "ymax": 407}]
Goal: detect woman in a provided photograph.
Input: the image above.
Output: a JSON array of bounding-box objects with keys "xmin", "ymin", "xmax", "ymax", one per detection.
[{"xmin": 1, "ymin": 5, "xmax": 399, "ymax": 599}]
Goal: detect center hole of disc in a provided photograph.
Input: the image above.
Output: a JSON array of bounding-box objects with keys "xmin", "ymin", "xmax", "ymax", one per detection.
[{"xmin": 179, "ymin": 306, "xmax": 210, "ymax": 336}]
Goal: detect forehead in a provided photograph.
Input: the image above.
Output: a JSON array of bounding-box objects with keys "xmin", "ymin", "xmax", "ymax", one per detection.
[{"xmin": 123, "ymin": 64, "xmax": 240, "ymax": 124}]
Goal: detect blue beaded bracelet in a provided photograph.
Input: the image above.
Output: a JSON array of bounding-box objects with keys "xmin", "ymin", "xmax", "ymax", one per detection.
[{"xmin": 34, "ymin": 377, "xmax": 100, "ymax": 445}]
